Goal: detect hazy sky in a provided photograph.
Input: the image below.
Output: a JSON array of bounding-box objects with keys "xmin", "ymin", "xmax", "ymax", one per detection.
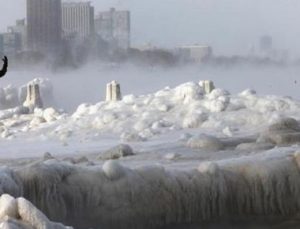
[{"xmin": 1, "ymin": 0, "xmax": 300, "ymax": 56}]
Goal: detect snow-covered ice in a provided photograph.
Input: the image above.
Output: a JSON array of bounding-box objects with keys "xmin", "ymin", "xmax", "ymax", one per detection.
[{"xmin": 1, "ymin": 67, "xmax": 300, "ymax": 228}]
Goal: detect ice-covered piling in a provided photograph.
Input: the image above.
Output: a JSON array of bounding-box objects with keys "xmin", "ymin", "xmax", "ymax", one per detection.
[
  {"xmin": 23, "ymin": 83, "xmax": 43, "ymax": 110},
  {"xmin": 200, "ymin": 80, "xmax": 215, "ymax": 94},
  {"xmin": 106, "ymin": 80, "xmax": 122, "ymax": 102}
]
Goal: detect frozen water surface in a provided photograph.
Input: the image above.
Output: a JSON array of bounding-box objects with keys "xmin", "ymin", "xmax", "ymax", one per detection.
[{"xmin": 0, "ymin": 66, "xmax": 300, "ymax": 228}]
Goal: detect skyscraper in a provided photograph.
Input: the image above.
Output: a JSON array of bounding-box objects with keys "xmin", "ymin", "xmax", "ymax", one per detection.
[
  {"xmin": 62, "ymin": 2, "xmax": 94, "ymax": 41},
  {"xmin": 95, "ymin": 8, "xmax": 130, "ymax": 50},
  {"xmin": 27, "ymin": 0, "xmax": 62, "ymax": 54}
]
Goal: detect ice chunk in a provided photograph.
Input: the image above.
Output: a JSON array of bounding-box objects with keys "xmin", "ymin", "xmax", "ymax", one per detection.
[
  {"xmin": 186, "ymin": 134, "xmax": 224, "ymax": 151},
  {"xmin": 0, "ymin": 194, "xmax": 18, "ymax": 220},
  {"xmin": 198, "ymin": 162, "xmax": 219, "ymax": 174},
  {"xmin": 102, "ymin": 160, "xmax": 127, "ymax": 180},
  {"xmin": 236, "ymin": 142, "xmax": 274, "ymax": 151},
  {"xmin": 122, "ymin": 94, "xmax": 136, "ymax": 105},
  {"xmin": 239, "ymin": 89, "xmax": 257, "ymax": 97},
  {"xmin": 17, "ymin": 197, "xmax": 70, "ymax": 229},
  {"xmin": 259, "ymin": 117, "xmax": 300, "ymax": 145},
  {"xmin": 43, "ymin": 108, "xmax": 59, "ymax": 123},
  {"xmin": 174, "ymin": 82, "xmax": 203, "ymax": 102},
  {"xmin": 120, "ymin": 132, "xmax": 146, "ymax": 142},
  {"xmin": 182, "ymin": 112, "xmax": 207, "ymax": 128},
  {"xmin": 43, "ymin": 152, "xmax": 55, "ymax": 161},
  {"xmin": 98, "ymin": 144, "xmax": 135, "ymax": 160},
  {"xmin": 165, "ymin": 153, "xmax": 181, "ymax": 160}
]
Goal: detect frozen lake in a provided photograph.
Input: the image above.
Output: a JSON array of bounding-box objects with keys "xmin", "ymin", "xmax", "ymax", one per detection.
[{"xmin": 0, "ymin": 65, "xmax": 300, "ymax": 228}]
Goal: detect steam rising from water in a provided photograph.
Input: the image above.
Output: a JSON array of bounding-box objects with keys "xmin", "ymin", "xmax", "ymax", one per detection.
[{"xmin": 5, "ymin": 65, "xmax": 300, "ymax": 112}]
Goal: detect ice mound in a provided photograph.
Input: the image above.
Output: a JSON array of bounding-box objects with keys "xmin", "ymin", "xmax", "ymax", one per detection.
[
  {"xmin": 0, "ymin": 194, "xmax": 18, "ymax": 219},
  {"xmin": 174, "ymin": 82, "xmax": 204, "ymax": 103},
  {"xmin": 186, "ymin": 134, "xmax": 224, "ymax": 151},
  {"xmin": 239, "ymin": 89, "xmax": 257, "ymax": 97},
  {"xmin": 0, "ymin": 194, "xmax": 71, "ymax": 229},
  {"xmin": 182, "ymin": 111, "xmax": 207, "ymax": 128},
  {"xmin": 259, "ymin": 117, "xmax": 300, "ymax": 145},
  {"xmin": 66, "ymin": 82, "xmax": 234, "ymax": 141},
  {"xmin": 1, "ymin": 80, "xmax": 300, "ymax": 144},
  {"xmin": 98, "ymin": 144, "xmax": 135, "ymax": 160},
  {"xmin": 102, "ymin": 160, "xmax": 128, "ymax": 180}
]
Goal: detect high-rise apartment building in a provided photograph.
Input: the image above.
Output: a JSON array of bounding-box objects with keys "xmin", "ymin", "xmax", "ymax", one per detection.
[
  {"xmin": 26, "ymin": 0, "xmax": 62, "ymax": 53},
  {"xmin": 62, "ymin": 2, "xmax": 94, "ymax": 41},
  {"xmin": 95, "ymin": 8, "xmax": 130, "ymax": 50}
]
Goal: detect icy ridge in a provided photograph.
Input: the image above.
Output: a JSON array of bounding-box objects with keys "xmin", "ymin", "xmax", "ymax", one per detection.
[
  {"xmin": 0, "ymin": 149, "xmax": 296, "ymax": 228},
  {"xmin": 0, "ymin": 80, "xmax": 300, "ymax": 143}
]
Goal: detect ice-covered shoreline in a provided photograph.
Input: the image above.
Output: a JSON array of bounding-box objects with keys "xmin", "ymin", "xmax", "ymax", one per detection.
[
  {"xmin": 0, "ymin": 146, "xmax": 299, "ymax": 229},
  {"xmin": 0, "ymin": 77, "xmax": 300, "ymax": 228},
  {"xmin": 0, "ymin": 78, "xmax": 300, "ymax": 156}
]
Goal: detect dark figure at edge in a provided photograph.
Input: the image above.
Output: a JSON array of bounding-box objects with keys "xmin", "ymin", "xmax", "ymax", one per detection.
[{"xmin": 0, "ymin": 56, "xmax": 8, "ymax": 78}]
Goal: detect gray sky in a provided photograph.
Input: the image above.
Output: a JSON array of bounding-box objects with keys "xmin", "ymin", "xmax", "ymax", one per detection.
[{"xmin": 1, "ymin": 0, "xmax": 300, "ymax": 56}]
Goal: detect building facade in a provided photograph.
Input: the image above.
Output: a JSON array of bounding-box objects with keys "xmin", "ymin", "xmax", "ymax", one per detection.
[
  {"xmin": 62, "ymin": 2, "xmax": 94, "ymax": 41},
  {"xmin": 0, "ymin": 32, "xmax": 22, "ymax": 57},
  {"xmin": 7, "ymin": 19, "xmax": 27, "ymax": 51},
  {"xmin": 26, "ymin": 0, "xmax": 62, "ymax": 54},
  {"xmin": 95, "ymin": 8, "xmax": 130, "ymax": 50},
  {"xmin": 176, "ymin": 45, "xmax": 213, "ymax": 63}
]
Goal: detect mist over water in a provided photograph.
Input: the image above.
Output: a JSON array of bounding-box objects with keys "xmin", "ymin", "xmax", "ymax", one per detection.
[
  {"xmin": 2, "ymin": 0, "xmax": 300, "ymax": 56},
  {"xmin": 5, "ymin": 64, "xmax": 300, "ymax": 111}
]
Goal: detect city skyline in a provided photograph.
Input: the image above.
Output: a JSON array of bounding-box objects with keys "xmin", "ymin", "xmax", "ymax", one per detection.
[{"xmin": 1, "ymin": 0, "xmax": 300, "ymax": 56}]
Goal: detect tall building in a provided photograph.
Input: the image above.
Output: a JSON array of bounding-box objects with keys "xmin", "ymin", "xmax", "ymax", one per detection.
[
  {"xmin": 26, "ymin": 0, "xmax": 62, "ymax": 54},
  {"xmin": 95, "ymin": 8, "xmax": 130, "ymax": 50},
  {"xmin": 0, "ymin": 32, "xmax": 22, "ymax": 57},
  {"xmin": 62, "ymin": 2, "xmax": 94, "ymax": 41},
  {"xmin": 7, "ymin": 19, "xmax": 27, "ymax": 51}
]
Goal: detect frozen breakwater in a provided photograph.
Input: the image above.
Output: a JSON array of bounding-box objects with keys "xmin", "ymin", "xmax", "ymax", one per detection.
[{"xmin": 0, "ymin": 148, "xmax": 298, "ymax": 228}]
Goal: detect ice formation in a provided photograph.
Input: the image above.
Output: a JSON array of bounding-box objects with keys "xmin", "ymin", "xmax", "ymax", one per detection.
[
  {"xmin": 98, "ymin": 144, "xmax": 135, "ymax": 160},
  {"xmin": 0, "ymin": 194, "xmax": 71, "ymax": 229},
  {"xmin": 0, "ymin": 79, "xmax": 299, "ymax": 145},
  {"xmin": 0, "ymin": 150, "xmax": 295, "ymax": 228},
  {"xmin": 23, "ymin": 83, "xmax": 43, "ymax": 111},
  {"xmin": 186, "ymin": 134, "xmax": 224, "ymax": 151},
  {"xmin": 0, "ymin": 79, "xmax": 54, "ymax": 111},
  {"xmin": 106, "ymin": 80, "xmax": 122, "ymax": 102},
  {"xmin": 19, "ymin": 78, "xmax": 54, "ymax": 108},
  {"xmin": 0, "ymin": 79, "xmax": 300, "ymax": 228}
]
